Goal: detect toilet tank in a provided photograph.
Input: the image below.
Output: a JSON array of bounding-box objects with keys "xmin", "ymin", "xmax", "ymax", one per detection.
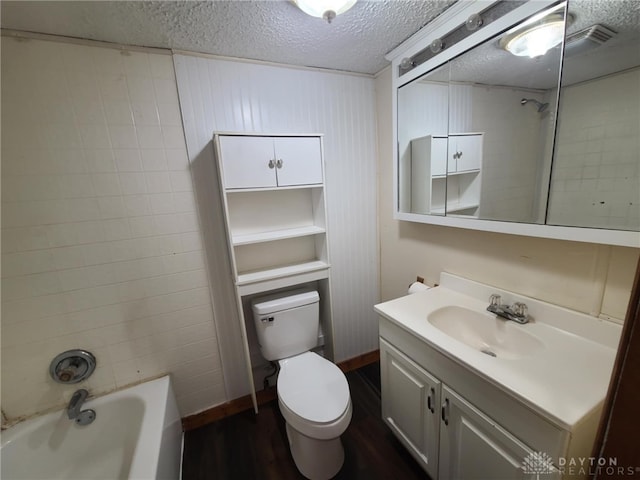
[{"xmin": 251, "ymin": 289, "xmax": 320, "ymax": 361}]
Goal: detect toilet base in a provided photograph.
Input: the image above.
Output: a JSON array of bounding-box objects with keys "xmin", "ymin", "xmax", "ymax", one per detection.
[{"xmin": 286, "ymin": 422, "xmax": 345, "ymax": 480}]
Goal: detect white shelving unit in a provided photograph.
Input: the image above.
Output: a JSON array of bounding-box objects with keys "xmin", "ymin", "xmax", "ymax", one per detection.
[
  {"xmin": 411, "ymin": 133, "xmax": 483, "ymax": 217},
  {"xmin": 213, "ymin": 132, "xmax": 334, "ymax": 412}
]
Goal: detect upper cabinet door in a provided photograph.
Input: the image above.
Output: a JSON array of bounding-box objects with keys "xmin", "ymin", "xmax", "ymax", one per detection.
[
  {"xmin": 273, "ymin": 137, "xmax": 323, "ymax": 187},
  {"xmin": 453, "ymin": 134, "xmax": 483, "ymax": 172},
  {"xmin": 219, "ymin": 136, "xmax": 277, "ymax": 189}
]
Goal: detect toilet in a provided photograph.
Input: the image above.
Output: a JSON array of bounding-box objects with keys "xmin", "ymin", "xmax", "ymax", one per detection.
[{"xmin": 252, "ymin": 289, "xmax": 352, "ymax": 480}]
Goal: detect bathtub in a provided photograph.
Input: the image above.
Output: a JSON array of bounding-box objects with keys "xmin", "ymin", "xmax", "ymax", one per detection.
[{"xmin": 1, "ymin": 376, "xmax": 183, "ymax": 479}]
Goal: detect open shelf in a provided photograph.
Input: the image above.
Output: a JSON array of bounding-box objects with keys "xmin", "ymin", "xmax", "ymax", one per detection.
[
  {"xmin": 232, "ymin": 226, "xmax": 326, "ymax": 246},
  {"xmin": 446, "ymin": 202, "xmax": 480, "ymax": 213},
  {"xmin": 236, "ymin": 260, "xmax": 330, "ymax": 286},
  {"xmin": 448, "ymin": 169, "xmax": 480, "ymax": 177}
]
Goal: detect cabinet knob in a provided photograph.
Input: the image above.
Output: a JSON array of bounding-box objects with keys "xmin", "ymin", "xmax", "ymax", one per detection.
[
  {"xmin": 276, "ymin": 159, "xmax": 283, "ymax": 169},
  {"xmin": 268, "ymin": 159, "xmax": 275, "ymax": 169}
]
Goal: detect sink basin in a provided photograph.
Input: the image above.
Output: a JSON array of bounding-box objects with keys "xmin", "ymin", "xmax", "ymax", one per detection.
[{"xmin": 427, "ymin": 306, "xmax": 544, "ymax": 359}]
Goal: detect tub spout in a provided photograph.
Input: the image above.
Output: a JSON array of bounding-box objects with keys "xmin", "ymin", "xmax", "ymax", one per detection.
[{"xmin": 67, "ymin": 389, "xmax": 89, "ymax": 420}]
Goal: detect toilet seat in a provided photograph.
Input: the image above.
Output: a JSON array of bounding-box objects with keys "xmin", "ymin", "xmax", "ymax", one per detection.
[{"xmin": 277, "ymin": 352, "xmax": 352, "ymax": 439}]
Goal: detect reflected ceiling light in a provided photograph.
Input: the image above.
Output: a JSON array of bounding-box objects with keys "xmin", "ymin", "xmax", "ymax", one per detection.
[
  {"xmin": 293, "ymin": 0, "xmax": 357, "ymax": 23},
  {"xmin": 500, "ymin": 4, "xmax": 573, "ymax": 58}
]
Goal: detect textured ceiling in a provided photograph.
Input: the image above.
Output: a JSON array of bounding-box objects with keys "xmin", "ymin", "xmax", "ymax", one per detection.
[{"xmin": 0, "ymin": 0, "xmax": 457, "ymax": 75}]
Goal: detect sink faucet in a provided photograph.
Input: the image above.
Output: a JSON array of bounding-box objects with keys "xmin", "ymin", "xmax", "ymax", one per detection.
[
  {"xmin": 67, "ymin": 389, "xmax": 89, "ymax": 420},
  {"xmin": 486, "ymin": 294, "xmax": 529, "ymax": 324}
]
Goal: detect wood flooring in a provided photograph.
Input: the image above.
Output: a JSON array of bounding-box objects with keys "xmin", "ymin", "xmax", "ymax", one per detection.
[{"xmin": 181, "ymin": 365, "xmax": 427, "ymax": 479}]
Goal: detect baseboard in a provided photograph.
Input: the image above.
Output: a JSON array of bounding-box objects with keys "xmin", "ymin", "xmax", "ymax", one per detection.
[
  {"xmin": 337, "ymin": 349, "xmax": 380, "ymax": 373},
  {"xmin": 181, "ymin": 349, "xmax": 380, "ymax": 431}
]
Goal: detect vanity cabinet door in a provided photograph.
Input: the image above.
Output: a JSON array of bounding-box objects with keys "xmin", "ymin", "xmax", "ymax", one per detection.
[
  {"xmin": 439, "ymin": 385, "xmax": 546, "ymax": 480},
  {"xmin": 380, "ymin": 339, "xmax": 441, "ymax": 479}
]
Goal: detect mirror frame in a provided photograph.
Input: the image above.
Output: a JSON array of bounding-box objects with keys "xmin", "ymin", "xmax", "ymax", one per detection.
[{"xmin": 387, "ymin": 0, "xmax": 640, "ymax": 248}]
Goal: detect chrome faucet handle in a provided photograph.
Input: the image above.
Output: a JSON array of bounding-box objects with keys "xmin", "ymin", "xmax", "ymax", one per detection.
[
  {"xmin": 489, "ymin": 294, "xmax": 501, "ymax": 306},
  {"xmin": 512, "ymin": 302, "xmax": 528, "ymax": 317}
]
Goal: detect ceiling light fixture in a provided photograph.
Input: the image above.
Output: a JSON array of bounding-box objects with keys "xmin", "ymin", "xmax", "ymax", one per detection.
[
  {"xmin": 293, "ymin": 0, "xmax": 357, "ymax": 23},
  {"xmin": 500, "ymin": 4, "xmax": 573, "ymax": 58}
]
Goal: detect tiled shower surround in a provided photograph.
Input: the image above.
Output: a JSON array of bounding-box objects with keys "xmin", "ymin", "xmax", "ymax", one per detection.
[{"xmin": 1, "ymin": 38, "xmax": 226, "ymax": 421}]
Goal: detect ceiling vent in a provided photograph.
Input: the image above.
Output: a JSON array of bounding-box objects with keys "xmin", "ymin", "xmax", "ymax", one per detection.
[{"xmin": 564, "ymin": 24, "xmax": 617, "ymax": 57}]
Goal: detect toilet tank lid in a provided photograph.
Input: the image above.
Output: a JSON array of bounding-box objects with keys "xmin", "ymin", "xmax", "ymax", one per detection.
[{"xmin": 252, "ymin": 290, "xmax": 319, "ymax": 316}]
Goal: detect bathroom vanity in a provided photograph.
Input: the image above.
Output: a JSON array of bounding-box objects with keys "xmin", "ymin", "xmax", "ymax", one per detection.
[{"xmin": 375, "ymin": 274, "xmax": 621, "ymax": 479}]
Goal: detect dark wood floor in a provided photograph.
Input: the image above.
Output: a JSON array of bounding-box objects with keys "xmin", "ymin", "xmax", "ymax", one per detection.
[{"xmin": 182, "ymin": 365, "xmax": 427, "ymax": 479}]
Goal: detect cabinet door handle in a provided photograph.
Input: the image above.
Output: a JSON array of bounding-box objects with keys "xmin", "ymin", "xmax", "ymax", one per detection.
[
  {"xmin": 268, "ymin": 159, "xmax": 275, "ymax": 169},
  {"xmin": 276, "ymin": 159, "xmax": 283, "ymax": 169},
  {"xmin": 458, "ymin": 151, "xmax": 463, "ymax": 158},
  {"xmin": 427, "ymin": 387, "xmax": 435, "ymax": 414},
  {"xmin": 441, "ymin": 398, "xmax": 449, "ymax": 426}
]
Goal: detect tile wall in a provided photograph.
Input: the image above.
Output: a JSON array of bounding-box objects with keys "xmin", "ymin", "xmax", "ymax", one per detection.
[
  {"xmin": 548, "ymin": 68, "xmax": 640, "ymax": 230},
  {"xmin": 1, "ymin": 37, "xmax": 226, "ymax": 421}
]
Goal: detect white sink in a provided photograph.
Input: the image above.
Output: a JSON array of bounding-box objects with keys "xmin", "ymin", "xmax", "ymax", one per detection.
[
  {"xmin": 427, "ymin": 305, "xmax": 544, "ymax": 359},
  {"xmin": 374, "ymin": 273, "xmax": 621, "ymax": 429}
]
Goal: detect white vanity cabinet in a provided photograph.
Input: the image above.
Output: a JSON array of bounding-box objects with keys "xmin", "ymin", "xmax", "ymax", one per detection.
[
  {"xmin": 376, "ymin": 274, "xmax": 619, "ymax": 480},
  {"xmin": 218, "ymin": 135, "xmax": 323, "ymax": 189},
  {"xmin": 379, "ymin": 323, "xmax": 565, "ymax": 480},
  {"xmin": 380, "ymin": 339, "xmax": 540, "ymax": 480},
  {"xmin": 380, "ymin": 339, "xmax": 441, "ymax": 478},
  {"xmin": 439, "ymin": 385, "xmax": 539, "ymax": 480},
  {"xmin": 214, "ymin": 133, "xmax": 333, "ymax": 412}
]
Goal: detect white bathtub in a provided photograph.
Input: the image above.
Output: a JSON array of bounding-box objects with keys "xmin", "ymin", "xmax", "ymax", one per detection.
[{"xmin": 1, "ymin": 376, "xmax": 183, "ymax": 479}]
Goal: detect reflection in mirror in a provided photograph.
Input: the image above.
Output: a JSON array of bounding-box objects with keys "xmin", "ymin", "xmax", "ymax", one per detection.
[
  {"xmin": 446, "ymin": 2, "xmax": 565, "ymax": 222},
  {"xmin": 548, "ymin": 0, "xmax": 640, "ymax": 231},
  {"xmin": 397, "ymin": 64, "xmax": 449, "ymax": 215},
  {"xmin": 397, "ymin": 2, "xmax": 566, "ymax": 223}
]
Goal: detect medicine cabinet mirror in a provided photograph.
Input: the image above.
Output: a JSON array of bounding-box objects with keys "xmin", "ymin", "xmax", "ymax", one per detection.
[{"xmin": 395, "ymin": 0, "xmax": 639, "ymax": 246}]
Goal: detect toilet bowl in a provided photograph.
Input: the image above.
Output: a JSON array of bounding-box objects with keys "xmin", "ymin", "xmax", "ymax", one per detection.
[
  {"xmin": 278, "ymin": 351, "xmax": 352, "ymax": 479},
  {"xmin": 252, "ymin": 290, "xmax": 352, "ymax": 480}
]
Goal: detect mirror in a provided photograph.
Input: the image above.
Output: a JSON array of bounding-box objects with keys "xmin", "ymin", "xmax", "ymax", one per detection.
[
  {"xmin": 548, "ymin": 0, "xmax": 640, "ymax": 231},
  {"xmin": 397, "ymin": 0, "xmax": 639, "ymax": 236}
]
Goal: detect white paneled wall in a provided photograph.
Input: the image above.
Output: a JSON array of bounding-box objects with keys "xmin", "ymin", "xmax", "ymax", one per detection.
[
  {"xmin": 1, "ymin": 37, "xmax": 226, "ymax": 421},
  {"xmin": 173, "ymin": 54, "xmax": 379, "ymax": 364},
  {"xmin": 548, "ymin": 68, "xmax": 640, "ymax": 230}
]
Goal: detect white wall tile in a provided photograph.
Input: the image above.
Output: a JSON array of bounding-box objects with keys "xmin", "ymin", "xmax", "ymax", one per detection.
[
  {"xmin": 140, "ymin": 149, "xmax": 167, "ymax": 171},
  {"xmin": 85, "ymin": 149, "xmax": 117, "ymax": 173},
  {"xmin": 104, "ymin": 100, "xmax": 134, "ymax": 125},
  {"xmin": 109, "ymin": 125, "xmax": 139, "ymax": 149},
  {"xmin": 145, "ymin": 172, "xmax": 172, "ymax": 193},
  {"xmin": 136, "ymin": 125, "xmax": 164, "ymax": 148},
  {"xmin": 1, "ymin": 38, "xmax": 224, "ymax": 422},
  {"xmin": 548, "ymin": 69, "xmax": 639, "ymax": 230}
]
